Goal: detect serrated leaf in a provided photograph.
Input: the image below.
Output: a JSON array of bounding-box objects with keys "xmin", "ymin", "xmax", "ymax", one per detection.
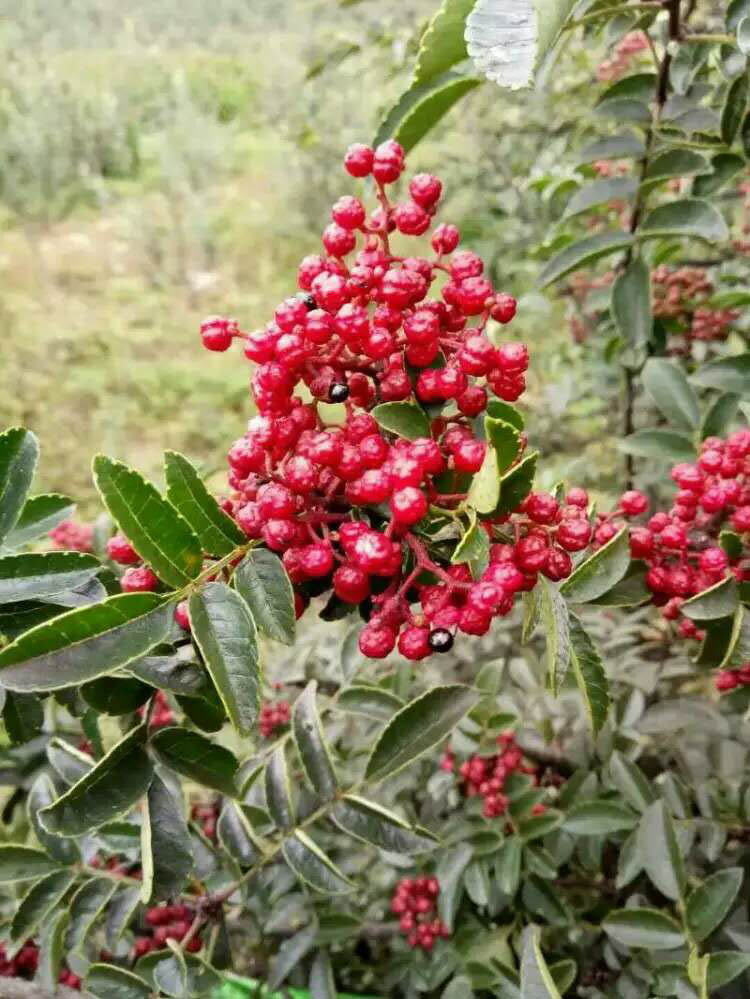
[
  {"xmin": 414, "ymin": 0, "xmax": 475, "ymax": 84},
  {"xmin": 65, "ymin": 877, "xmax": 117, "ymax": 953},
  {"xmin": 93, "ymin": 454, "xmax": 203, "ymax": 587},
  {"xmin": 691, "ymin": 354, "xmax": 750, "ymax": 396},
  {"xmin": 164, "ymin": 450, "xmax": 245, "ymax": 557},
  {"xmin": 603, "ymin": 908, "xmax": 685, "ymax": 949},
  {"xmin": 564, "ymin": 799, "xmax": 637, "ymax": 834},
  {"xmin": 188, "ymin": 582, "xmax": 260, "ymax": 736},
  {"xmin": 140, "ymin": 773, "xmax": 193, "ymax": 903},
  {"xmin": 620, "ymin": 428, "xmax": 696, "ymax": 461},
  {"xmin": 40, "ymin": 725, "xmax": 152, "ymax": 837},
  {"xmin": 467, "ymin": 445, "xmax": 500, "ymax": 514},
  {"xmin": 150, "ymin": 726, "xmax": 238, "ymax": 795},
  {"xmin": 707, "ymin": 951, "xmax": 750, "ymax": 990},
  {"xmin": 47, "ymin": 737, "xmax": 93, "ymax": 784},
  {"xmin": 86, "ymin": 963, "xmax": 153, "ymax": 999},
  {"xmin": 105, "ymin": 883, "xmax": 141, "ymax": 947},
  {"xmin": 217, "ymin": 801, "xmax": 259, "ymax": 866},
  {"xmin": 637, "ymin": 800, "xmax": 685, "ymax": 902},
  {"xmin": 520, "ymin": 926, "xmax": 562, "ymax": 998},
  {"xmin": 0, "ymin": 591, "xmax": 173, "ymax": 692},
  {"xmin": 372, "ymin": 401, "xmax": 431, "ymax": 439},
  {"xmin": 0, "ymin": 844, "xmax": 61, "ymax": 883},
  {"xmin": 269, "ymin": 925, "xmax": 318, "ymax": 991},
  {"xmin": 682, "ymin": 576, "xmax": 738, "ymax": 621},
  {"xmin": 265, "ymin": 745, "xmax": 295, "ymax": 828},
  {"xmin": 720, "ymin": 605, "xmax": 750, "ymax": 669},
  {"xmin": 486, "ymin": 399, "xmax": 525, "ymax": 431},
  {"xmin": 569, "ymin": 613, "xmax": 610, "ymax": 734},
  {"xmin": 497, "ymin": 450, "xmax": 538, "ymax": 515},
  {"xmin": 365, "ymin": 684, "xmax": 479, "ymax": 783},
  {"xmin": 642, "ymin": 358, "xmax": 700, "ymax": 431},
  {"xmin": 452, "ymin": 513, "xmax": 490, "ymax": 579},
  {"xmin": 0, "ymin": 551, "xmax": 100, "ymax": 605},
  {"xmin": 36, "ymin": 909, "xmax": 69, "ymax": 990},
  {"xmin": 437, "ymin": 842, "xmax": 472, "ymax": 930},
  {"xmin": 331, "ymin": 794, "xmax": 437, "ymax": 854},
  {"xmin": 537, "ymin": 577, "xmax": 570, "ymax": 694},
  {"xmin": 638, "ymin": 198, "xmax": 729, "ymax": 243},
  {"xmin": 27, "ymin": 773, "xmax": 79, "ymax": 865},
  {"xmin": 645, "ymin": 149, "xmax": 707, "ymax": 182},
  {"xmin": 578, "ymin": 134, "xmax": 645, "ymax": 163},
  {"xmin": 375, "ymin": 71, "xmax": 481, "ymax": 152},
  {"xmin": 3, "ymin": 691, "xmax": 43, "ymax": 744},
  {"xmin": 693, "ymin": 153, "xmax": 746, "ymax": 196},
  {"xmin": 563, "ymin": 177, "xmax": 637, "ymax": 218},
  {"xmin": 722, "ymin": 74, "xmax": 749, "ymax": 144},
  {"xmin": 153, "ymin": 942, "xmax": 188, "ymax": 998},
  {"xmin": 611, "ymin": 258, "xmax": 651, "ymax": 363},
  {"xmin": 282, "ymin": 830, "xmax": 353, "ymax": 894},
  {"xmin": 0, "ymin": 428, "xmax": 39, "ymax": 547},
  {"xmin": 686, "ymin": 867, "xmax": 743, "ymax": 941},
  {"xmin": 3, "ymin": 494, "xmax": 75, "ymax": 550},
  {"xmin": 609, "ymin": 752, "xmax": 654, "ymax": 812},
  {"xmin": 128, "ymin": 653, "xmax": 208, "ymax": 696},
  {"xmin": 465, "ymin": 0, "xmax": 577, "ymax": 89},
  {"xmin": 11, "ymin": 868, "xmax": 75, "ymax": 947},
  {"xmin": 293, "ymin": 680, "xmax": 338, "ymax": 799},
  {"xmin": 234, "ymin": 548, "xmax": 296, "ymax": 646},
  {"xmin": 588, "ymin": 562, "xmax": 650, "ymax": 607},
  {"xmin": 538, "ymin": 232, "xmax": 633, "ymax": 288},
  {"xmin": 336, "ymin": 684, "xmax": 404, "ymax": 721}
]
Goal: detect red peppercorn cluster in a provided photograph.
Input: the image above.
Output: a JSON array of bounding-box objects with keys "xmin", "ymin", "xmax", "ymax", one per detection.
[
  {"xmin": 443, "ymin": 731, "xmax": 539, "ymax": 818},
  {"xmin": 715, "ymin": 664, "xmax": 750, "ymax": 693},
  {"xmin": 107, "ymin": 533, "xmax": 161, "ymax": 594},
  {"xmin": 191, "ymin": 800, "xmax": 219, "ymax": 840},
  {"xmin": 259, "ymin": 699, "xmax": 291, "ymax": 738},
  {"xmin": 133, "ymin": 904, "xmax": 202, "ymax": 958},
  {"xmin": 652, "ymin": 266, "xmax": 738, "ymax": 349},
  {"xmin": 90, "ymin": 853, "xmax": 142, "ymax": 879},
  {"xmin": 599, "ymin": 432, "xmax": 750, "ymax": 643},
  {"xmin": 596, "ymin": 29, "xmax": 648, "ymax": 81},
  {"xmin": 390, "ymin": 876, "xmax": 450, "ymax": 951},
  {"xmin": 0, "ymin": 940, "xmax": 39, "ymax": 980},
  {"xmin": 202, "ymin": 144, "xmax": 599, "ymax": 660},
  {"xmin": 48, "ymin": 519, "xmax": 94, "ymax": 553},
  {"xmin": 138, "ymin": 689, "xmax": 174, "ymax": 728}
]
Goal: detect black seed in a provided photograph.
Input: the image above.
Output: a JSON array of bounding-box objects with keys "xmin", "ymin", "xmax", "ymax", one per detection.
[
  {"xmin": 329, "ymin": 382, "xmax": 350, "ymax": 403},
  {"xmin": 428, "ymin": 628, "xmax": 454, "ymax": 653},
  {"xmin": 303, "ymin": 294, "xmax": 317, "ymax": 310}
]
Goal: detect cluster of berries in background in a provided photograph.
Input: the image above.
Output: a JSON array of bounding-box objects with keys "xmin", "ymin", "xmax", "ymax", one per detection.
[
  {"xmin": 259, "ymin": 698, "xmax": 291, "ymax": 738},
  {"xmin": 652, "ymin": 266, "xmax": 738, "ymax": 351},
  {"xmin": 133, "ymin": 903, "xmax": 202, "ymax": 959},
  {"xmin": 49, "ymin": 519, "xmax": 93, "ymax": 553},
  {"xmin": 0, "ymin": 939, "xmax": 80, "ymax": 988},
  {"xmin": 107, "ymin": 533, "xmax": 191, "ymax": 632},
  {"xmin": 596, "ymin": 29, "xmax": 648, "ymax": 81},
  {"xmin": 598, "ymin": 431, "xmax": 750, "ymax": 668},
  {"xmin": 138, "ymin": 689, "xmax": 175, "ymax": 728},
  {"xmin": 390, "ymin": 876, "xmax": 450, "ymax": 951},
  {"xmin": 202, "ymin": 142, "xmax": 598, "ymax": 661},
  {"xmin": 192, "ymin": 799, "xmax": 220, "ymax": 840},
  {"xmin": 441, "ymin": 731, "xmax": 540, "ymax": 819},
  {"xmin": 715, "ymin": 664, "xmax": 750, "ymax": 693}
]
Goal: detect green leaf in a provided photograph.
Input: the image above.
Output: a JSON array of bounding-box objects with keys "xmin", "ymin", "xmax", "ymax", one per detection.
[
  {"xmin": 537, "ymin": 577, "xmax": 570, "ymax": 695},
  {"xmin": 738, "ymin": 15, "xmax": 750, "ymax": 52},
  {"xmin": 702, "ymin": 392, "xmax": 739, "ymax": 439},
  {"xmin": 639, "ymin": 199, "xmax": 729, "ymax": 243},
  {"xmin": 365, "ymin": 684, "xmax": 479, "ymax": 783},
  {"xmin": 217, "ymin": 801, "xmax": 260, "ymax": 866},
  {"xmin": 128, "ymin": 653, "xmax": 208, "ymax": 696},
  {"xmin": 234, "ymin": 548, "xmax": 296, "ymax": 646},
  {"xmin": 578, "ymin": 134, "xmax": 646, "ymax": 163},
  {"xmin": 265, "ymin": 745, "xmax": 295, "ymax": 828},
  {"xmin": 465, "ymin": 0, "xmax": 577, "ymax": 88},
  {"xmin": 293, "ymin": 680, "xmax": 338, "ymax": 799},
  {"xmin": 371, "ymin": 401, "xmax": 431, "ymax": 440},
  {"xmin": 467, "ymin": 445, "xmax": 500, "ymax": 514},
  {"xmin": 569, "ymin": 613, "xmax": 610, "ymax": 734},
  {"xmin": 722, "ymin": 74, "xmax": 749, "ymax": 144},
  {"xmin": 707, "ymin": 951, "xmax": 750, "ymax": 990},
  {"xmin": 611, "ymin": 258, "xmax": 651, "ymax": 363},
  {"xmin": 564, "ymin": 799, "xmax": 638, "ymax": 835},
  {"xmin": 452, "ymin": 513, "xmax": 491, "ymax": 579},
  {"xmin": 164, "ymin": 450, "xmax": 245, "ymax": 557},
  {"xmin": 374, "ymin": 72, "xmax": 481, "ymax": 153},
  {"xmin": 47, "ymin": 737, "xmax": 93, "ymax": 784},
  {"xmin": 2, "ymin": 494, "xmax": 75, "ymax": 550},
  {"xmin": 269, "ymin": 925, "xmax": 318, "ymax": 991},
  {"xmin": 594, "ymin": 98, "xmax": 650, "ymax": 123},
  {"xmin": 140, "ymin": 773, "xmax": 193, "ymax": 903},
  {"xmin": 548, "ymin": 960, "xmax": 576, "ymax": 997},
  {"xmin": 93, "ymin": 454, "xmax": 203, "ymax": 587},
  {"xmin": 414, "ymin": 0, "xmax": 474, "ymax": 83},
  {"xmin": 642, "ymin": 358, "xmax": 700, "ymax": 431},
  {"xmin": 281, "ymin": 830, "xmax": 353, "ymax": 894},
  {"xmin": 36, "ymin": 906, "xmax": 69, "ymax": 990},
  {"xmin": 3, "ymin": 691, "xmax": 43, "ymax": 744},
  {"xmin": 153, "ymin": 942, "xmax": 188, "ymax": 998},
  {"xmin": 309, "ymin": 950, "xmax": 337, "ymax": 999},
  {"xmin": 86, "ymin": 964, "xmax": 153, "ymax": 999},
  {"xmin": 538, "ymin": 232, "xmax": 633, "ymax": 288},
  {"xmin": 486, "ymin": 399, "xmax": 525, "ymax": 431},
  {"xmin": 691, "ymin": 354, "xmax": 750, "ymax": 396},
  {"xmin": 686, "ymin": 867, "xmax": 743, "ymax": 941},
  {"xmin": 644, "ymin": 149, "xmax": 707, "ymax": 182},
  {"xmin": 0, "ymin": 844, "xmax": 62, "ymax": 883},
  {"xmin": 588, "ymin": 562, "xmax": 650, "ymax": 608},
  {"xmin": 520, "ymin": 926, "xmax": 562, "ymax": 999},
  {"xmin": 637, "ymin": 800, "xmax": 685, "ymax": 902},
  {"xmin": 336, "ymin": 684, "xmax": 403, "ymax": 721},
  {"xmin": 150, "ymin": 727, "xmax": 238, "ymax": 795},
  {"xmin": 495, "ymin": 837, "xmax": 522, "ymax": 894},
  {"xmin": 620, "ymin": 429, "xmax": 696, "ymax": 462},
  {"xmin": 27, "ymin": 773, "xmax": 79, "ymax": 865},
  {"xmin": 599, "ymin": 73, "xmax": 657, "ymax": 103},
  {"xmin": 497, "ymin": 451, "xmax": 538, "ymax": 516},
  {"xmin": 0, "ymin": 428, "xmax": 39, "ymax": 547},
  {"xmin": 436, "ymin": 843, "xmax": 472, "ymax": 930},
  {"xmin": 682, "ymin": 577, "xmax": 738, "ymax": 621},
  {"xmin": 562, "ymin": 527, "xmax": 630, "ymax": 604},
  {"xmin": 10, "ymin": 869, "xmax": 75, "ymax": 947},
  {"xmin": 40, "ymin": 725, "xmax": 152, "ymax": 837},
  {"xmin": 720, "ymin": 605, "xmax": 750, "ymax": 669},
  {"xmin": 331, "ymin": 794, "xmax": 437, "ymax": 854},
  {"xmin": 563, "ymin": 177, "xmax": 637, "ymax": 219},
  {"xmin": 188, "ymin": 582, "xmax": 260, "ymax": 737},
  {"xmin": 105, "ymin": 883, "xmax": 141, "ymax": 947},
  {"xmin": 609, "ymin": 752, "xmax": 654, "ymax": 813},
  {"xmin": 603, "ymin": 908, "xmax": 685, "ymax": 950},
  {"xmin": 65, "ymin": 877, "xmax": 117, "ymax": 953},
  {"xmin": 81, "ymin": 676, "xmax": 151, "ymax": 716},
  {"xmin": 0, "ymin": 591, "xmax": 173, "ymax": 692},
  {"xmin": 693, "ymin": 153, "xmax": 747, "ymax": 196}
]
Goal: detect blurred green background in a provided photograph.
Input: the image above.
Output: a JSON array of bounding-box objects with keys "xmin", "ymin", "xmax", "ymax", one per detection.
[{"xmin": 0, "ymin": 0, "xmax": 616, "ymax": 509}]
